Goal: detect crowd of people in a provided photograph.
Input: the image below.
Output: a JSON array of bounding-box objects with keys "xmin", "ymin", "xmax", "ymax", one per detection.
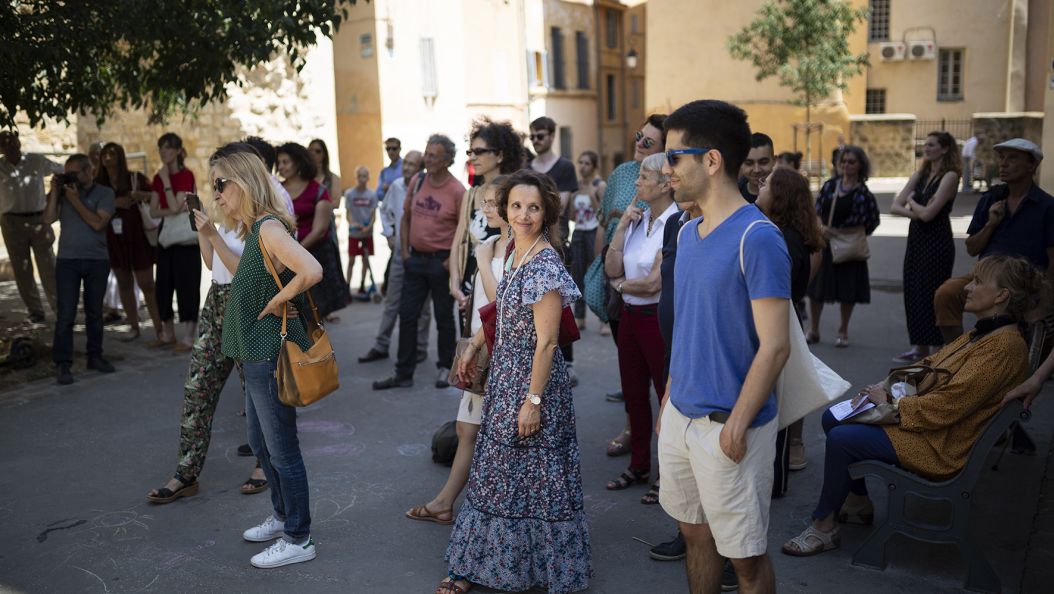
[{"xmin": 1, "ymin": 94, "xmax": 1052, "ymax": 592}]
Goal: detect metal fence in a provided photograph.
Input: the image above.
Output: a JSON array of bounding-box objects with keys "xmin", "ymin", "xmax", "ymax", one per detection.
[{"xmin": 914, "ymin": 119, "xmax": 973, "ymax": 156}]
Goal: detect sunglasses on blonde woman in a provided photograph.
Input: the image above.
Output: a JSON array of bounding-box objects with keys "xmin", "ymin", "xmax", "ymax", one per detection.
[{"xmin": 214, "ymin": 177, "xmax": 231, "ymax": 194}]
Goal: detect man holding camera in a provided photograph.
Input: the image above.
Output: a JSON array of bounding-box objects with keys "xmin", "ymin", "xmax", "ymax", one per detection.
[
  {"xmin": 44, "ymin": 154, "xmax": 116, "ymax": 385},
  {"xmin": 0, "ymin": 130, "xmax": 64, "ymax": 323}
]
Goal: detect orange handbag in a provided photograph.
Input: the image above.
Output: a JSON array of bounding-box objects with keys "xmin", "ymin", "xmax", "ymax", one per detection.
[{"xmin": 259, "ymin": 236, "xmax": 340, "ymax": 407}]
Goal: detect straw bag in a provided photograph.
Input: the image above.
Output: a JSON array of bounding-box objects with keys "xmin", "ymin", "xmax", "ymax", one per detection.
[{"xmin": 259, "ymin": 235, "xmax": 339, "ymax": 407}]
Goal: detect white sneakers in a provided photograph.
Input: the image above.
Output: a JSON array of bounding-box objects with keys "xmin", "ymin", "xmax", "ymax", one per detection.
[
  {"xmin": 250, "ymin": 537, "xmax": 317, "ymax": 569},
  {"xmin": 243, "ymin": 515, "xmax": 317, "ymax": 568},
  {"xmin": 243, "ymin": 515, "xmax": 285, "ymax": 542}
]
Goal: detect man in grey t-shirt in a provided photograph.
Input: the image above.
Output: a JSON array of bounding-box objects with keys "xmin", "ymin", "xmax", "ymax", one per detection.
[{"xmin": 44, "ymin": 153, "xmax": 116, "ymax": 384}]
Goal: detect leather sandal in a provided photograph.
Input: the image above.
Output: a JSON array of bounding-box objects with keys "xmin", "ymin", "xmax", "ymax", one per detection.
[
  {"xmin": 781, "ymin": 525, "xmax": 840, "ymax": 557},
  {"xmin": 435, "ymin": 577, "xmax": 471, "ymax": 594},
  {"xmin": 607, "ymin": 467, "xmax": 650, "ymax": 490},
  {"xmin": 640, "ymin": 482, "xmax": 660, "ymax": 505},
  {"xmin": 147, "ymin": 475, "xmax": 198, "ymax": 504},
  {"xmin": 240, "ymin": 477, "xmax": 268, "ymax": 494},
  {"xmin": 406, "ymin": 505, "xmax": 454, "ymax": 525}
]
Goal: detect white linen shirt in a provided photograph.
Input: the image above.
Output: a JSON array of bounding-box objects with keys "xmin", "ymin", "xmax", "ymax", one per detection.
[
  {"xmin": 620, "ymin": 201, "xmax": 679, "ymax": 305},
  {"xmin": 0, "ymin": 153, "xmax": 64, "ymax": 214}
]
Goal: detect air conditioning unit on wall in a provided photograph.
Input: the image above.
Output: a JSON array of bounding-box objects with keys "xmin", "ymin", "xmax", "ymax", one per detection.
[
  {"xmin": 878, "ymin": 42, "xmax": 906, "ymax": 61},
  {"xmin": 908, "ymin": 40, "xmax": 936, "ymax": 60}
]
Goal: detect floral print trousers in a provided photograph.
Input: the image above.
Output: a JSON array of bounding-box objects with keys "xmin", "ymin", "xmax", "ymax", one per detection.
[{"xmin": 175, "ymin": 283, "xmax": 245, "ymax": 481}]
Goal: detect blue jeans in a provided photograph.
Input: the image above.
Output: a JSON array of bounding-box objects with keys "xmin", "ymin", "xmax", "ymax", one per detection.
[
  {"xmin": 53, "ymin": 258, "xmax": 109, "ymax": 364},
  {"xmin": 812, "ymin": 410, "xmax": 899, "ymax": 520},
  {"xmin": 243, "ymin": 358, "xmax": 311, "ymax": 540}
]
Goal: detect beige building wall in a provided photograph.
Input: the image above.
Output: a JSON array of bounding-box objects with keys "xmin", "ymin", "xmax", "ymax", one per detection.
[
  {"xmin": 646, "ymin": 0, "xmax": 868, "ymax": 173},
  {"xmin": 335, "ymin": 0, "xmax": 531, "ymax": 185},
  {"xmin": 867, "ymin": 0, "xmax": 1028, "ymax": 120}
]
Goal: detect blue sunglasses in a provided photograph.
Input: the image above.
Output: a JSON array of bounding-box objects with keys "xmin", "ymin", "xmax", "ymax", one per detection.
[{"xmin": 665, "ymin": 147, "xmax": 712, "ymax": 167}]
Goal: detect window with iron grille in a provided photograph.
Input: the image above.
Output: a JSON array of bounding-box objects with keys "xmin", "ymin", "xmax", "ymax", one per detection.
[
  {"xmin": 937, "ymin": 49, "xmax": 964, "ymax": 101},
  {"xmin": 575, "ymin": 31, "xmax": 589, "ymax": 90},
  {"xmin": 868, "ymin": 0, "xmax": 889, "ymax": 41},
  {"xmin": 550, "ymin": 27, "xmax": 566, "ymax": 90},
  {"xmin": 865, "ymin": 89, "xmax": 886, "ymax": 114}
]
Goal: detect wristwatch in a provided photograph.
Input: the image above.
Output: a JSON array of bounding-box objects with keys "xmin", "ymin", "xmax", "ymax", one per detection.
[
  {"xmin": 527, "ymin": 393, "xmax": 542, "ymax": 406},
  {"xmin": 617, "ymin": 281, "xmax": 625, "ymax": 294}
]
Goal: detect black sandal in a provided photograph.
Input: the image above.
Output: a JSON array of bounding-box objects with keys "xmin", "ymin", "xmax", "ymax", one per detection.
[
  {"xmin": 640, "ymin": 482, "xmax": 660, "ymax": 505},
  {"xmin": 147, "ymin": 474, "xmax": 198, "ymax": 504},
  {"xmin": 240, "ymin": 478, "xmax": 268, "ymax": 494},
  {"xmin": 606, "ymin": 468, "xmax": 650, "ymax": 491}
]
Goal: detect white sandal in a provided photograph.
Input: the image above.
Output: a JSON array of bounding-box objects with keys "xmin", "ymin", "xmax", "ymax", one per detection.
[{"xmin": 781, "ymin": 525, "xmax": 840, "ymax": 557}]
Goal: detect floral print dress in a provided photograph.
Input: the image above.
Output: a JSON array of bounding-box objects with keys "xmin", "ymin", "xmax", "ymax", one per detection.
[{"xmin": 445, "ymin": 247, "xmax": 592, "ymax": 594}]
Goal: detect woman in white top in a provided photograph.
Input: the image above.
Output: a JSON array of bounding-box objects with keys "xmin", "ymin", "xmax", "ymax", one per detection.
[
  {"xmin": 407, "ymin": 179, "xmax": 511, "ymax": 525},
  {"xmin": 570, "ymin": 151, "xmax": 606, "ymax": 329},
  {"xmin": 603, "ymin": 152, "xmax": 678, "ymax": 500}
]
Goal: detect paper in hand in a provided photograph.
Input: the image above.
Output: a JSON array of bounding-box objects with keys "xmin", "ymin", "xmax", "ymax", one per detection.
[{"xmin": 830, "ymin": 398, "xmax": 876, "ymax": 422}]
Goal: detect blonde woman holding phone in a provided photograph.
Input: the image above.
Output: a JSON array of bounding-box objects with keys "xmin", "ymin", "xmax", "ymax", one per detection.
[{"xmin": 211, "ymin": 150, "xmax": 322, "ymax": 569}]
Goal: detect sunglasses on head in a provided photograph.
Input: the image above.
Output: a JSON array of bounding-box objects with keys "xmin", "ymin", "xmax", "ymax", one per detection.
[
  {"xmin": 466, "ymin": 148, "xmax": 497, "ymax": 157},
  {"xmin": 214, "ymin": 177, "xmax": 231, "ymax": 194},
  {"xmin": 635, "ymin": 130, "xmax": 657, "ymax": 150},
  {"xmin": 665, "ymin": 147, "xmax": 712, "ymax": 168}
]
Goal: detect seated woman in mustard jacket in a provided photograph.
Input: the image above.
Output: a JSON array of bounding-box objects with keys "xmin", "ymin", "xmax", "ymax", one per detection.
[{"xmin": 783, "ymin": 254, "xmax": 1045, "ymax": 556}]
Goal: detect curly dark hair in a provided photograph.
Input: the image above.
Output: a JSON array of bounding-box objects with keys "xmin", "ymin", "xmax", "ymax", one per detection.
[
  {"xmin": 469, "ymin": 118, "xmax": 525, "ymax": 176},
  {"xmin": 496, "ymin": 169, "xmax": 562, "ymax": 244},
  {"xmin": 765, "ymin": 168, "xmax": 826, "ymax": 252},
  {"xmin": 276, "ymin": 142, "xmax": 317, "ymax": 181}
]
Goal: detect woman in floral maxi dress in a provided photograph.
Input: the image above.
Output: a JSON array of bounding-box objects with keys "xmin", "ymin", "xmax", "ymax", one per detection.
[{"xmin": 440, "ymin": 170, "xmax": 592, "ymax": 594}]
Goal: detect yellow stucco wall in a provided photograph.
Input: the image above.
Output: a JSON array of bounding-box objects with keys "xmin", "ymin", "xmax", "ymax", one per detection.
[
  {"xmin": 333, "ymin": 2, "xmax": 383, "ymax": 186},
  {"xmin": 645, "ymin": 0, "xmax": 868, "ymax": 172}
]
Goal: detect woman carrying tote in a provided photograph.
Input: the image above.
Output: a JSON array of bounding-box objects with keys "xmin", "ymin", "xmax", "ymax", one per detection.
[
  {"xmin": 807, "ymin": 145, "xmax": 880, "ymax": 348},
  {"xmin": 150, "ymin": 132, "xmax": 201, "ymax": 350},
  {"xmin": 213, "ymin": 150, "xmax": 322, "ymax": 569},
  {"xmin": 448, "ymin": 118, "xmax": 523, "ymax": 336}
]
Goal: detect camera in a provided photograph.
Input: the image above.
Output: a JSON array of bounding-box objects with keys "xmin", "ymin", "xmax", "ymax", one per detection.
[{"xmin": 54, "ymin": 173, "xmax": 78, "ymax": 188}]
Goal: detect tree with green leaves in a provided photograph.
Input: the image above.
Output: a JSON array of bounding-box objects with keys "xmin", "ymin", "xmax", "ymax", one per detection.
[
  {"xmin": 727, "ymin": 0, "xmax": 869, "ymax": 173},
  {"xmin": 0, "ymin": 1, "xmax": 357, "ymax": 129}
]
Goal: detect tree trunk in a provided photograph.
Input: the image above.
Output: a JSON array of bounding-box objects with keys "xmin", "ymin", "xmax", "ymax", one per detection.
[{"xmin": 804, "ymin": 93, "xmax": 813, "ymax": 180}]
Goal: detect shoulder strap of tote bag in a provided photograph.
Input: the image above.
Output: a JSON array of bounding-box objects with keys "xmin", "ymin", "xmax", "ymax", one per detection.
[
  {"xmin": 826, "ymin": 184, "xmax": 839, "ymax": 227},
  {"xmin": 739, "ymin": 219, "xmax": 778, "ymax": 276},
  {"xmin": 257, "ymin": 230, "xmax": 324, "ymax": 337}
]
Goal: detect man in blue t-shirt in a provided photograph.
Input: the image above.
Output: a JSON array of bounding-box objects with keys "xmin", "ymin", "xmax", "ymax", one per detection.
[
  {"xmin": 44, "ymin": 153, "xmax": 116, "ymax": 385},
  {"xmin": 657, "ymin": 100, "xmax": 790, "ymax": 594}
]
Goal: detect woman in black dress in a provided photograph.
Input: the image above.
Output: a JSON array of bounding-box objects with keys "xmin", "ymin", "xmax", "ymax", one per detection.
[
  {"xmin": 807, "ymin": 146, "xmax": 880, "ymax": 348},
  {"xmin": 890, "ymin": 132, "xmax": 961, "ymax": 362}
]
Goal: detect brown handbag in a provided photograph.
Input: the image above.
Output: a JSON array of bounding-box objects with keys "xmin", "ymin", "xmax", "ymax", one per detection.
[
  {"xmin": 259, "ymin": 236, "xmax": 340, "ymax": 407},
  {"xmin": 448, "ymin": 338, "xmax": 490, "ymax": 395}
]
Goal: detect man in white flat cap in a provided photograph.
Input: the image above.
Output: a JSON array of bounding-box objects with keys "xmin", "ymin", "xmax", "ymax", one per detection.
[{"xmin": 934, "ymin": 138, "xmax": 1053, "ymax": 343}]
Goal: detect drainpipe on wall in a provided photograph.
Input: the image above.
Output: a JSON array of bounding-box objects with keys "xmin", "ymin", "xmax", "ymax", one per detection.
[{"xmin": 1006, "ymin": 0, "xmax": 1029, "ymax": 112}]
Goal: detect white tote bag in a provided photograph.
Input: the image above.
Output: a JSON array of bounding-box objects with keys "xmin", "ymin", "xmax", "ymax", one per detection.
[{"xmin": 738, "ymin": 220, "xmax": 850, "ymax": 429}]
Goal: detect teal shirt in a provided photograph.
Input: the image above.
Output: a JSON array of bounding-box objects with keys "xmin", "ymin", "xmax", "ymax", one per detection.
[
  {"xmin": 600, "ymin": 160, "xmax": 642, "ymax": 244},
  {"xmin": 221, "ymin": 216, "xmax": 312, "ymax": 362}
]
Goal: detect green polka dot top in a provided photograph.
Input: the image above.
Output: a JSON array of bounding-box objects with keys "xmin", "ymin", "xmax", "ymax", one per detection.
[{"xmin": 221, "ymin": 216, "xmax": 312, "ymax": 362}]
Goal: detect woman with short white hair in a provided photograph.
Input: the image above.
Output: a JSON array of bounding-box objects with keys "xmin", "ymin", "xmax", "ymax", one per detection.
[{"xmin": 603, "ymin": 152, "xmax": 679, "ymax": 503}]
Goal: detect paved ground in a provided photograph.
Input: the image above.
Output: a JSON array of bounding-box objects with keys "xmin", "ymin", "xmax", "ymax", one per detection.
[{"xmin": 1, "ymin": 187, "xmax": 1052, "ymax": 593}]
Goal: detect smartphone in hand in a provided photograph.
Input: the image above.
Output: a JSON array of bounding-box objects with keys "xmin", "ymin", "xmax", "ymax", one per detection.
[{"xmin": 185, "ymin": 194, "xmax": 202, "ymax": 231}]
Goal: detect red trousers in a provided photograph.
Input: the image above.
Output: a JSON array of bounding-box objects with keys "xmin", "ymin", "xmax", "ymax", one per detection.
[{"xmin": 617, "ymin": 303, "xmax": 667, "ymax": 472}]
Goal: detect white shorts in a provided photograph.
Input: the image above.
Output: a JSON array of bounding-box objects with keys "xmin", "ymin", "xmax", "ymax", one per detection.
[
  {"xmin": 657, "ymin": 403, "xmax": 777, "ymax": 559},
  {"xmin": 455, "ymin": 391, "xmax": 483, "ymax": 425}
]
